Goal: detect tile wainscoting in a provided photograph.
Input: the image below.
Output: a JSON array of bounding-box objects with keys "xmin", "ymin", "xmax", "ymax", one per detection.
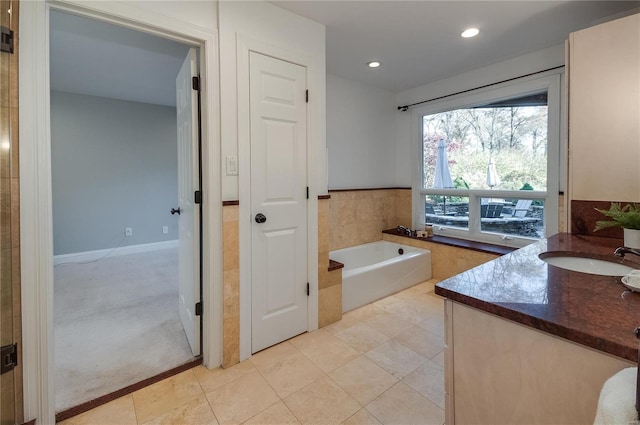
[
  {"xmin": 328, "ymin": 188, "xmax": 411, "ymax": 251},
  {"xmin": 222, "ymin": 205, "xmax": 240, "ymax": 367},
  {"xmin": 1, "ymin": 0, "xmax": 23, "ymax": 421}
]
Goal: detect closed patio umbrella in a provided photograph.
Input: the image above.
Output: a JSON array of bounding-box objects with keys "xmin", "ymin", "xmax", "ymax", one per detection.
[
  {"xmin": 486, "ymin": 157, "xmax": 500, "ymax": 189},
  {"xmin": 434, "ymin": 139, "xmax": 454, "ymax": 213}
]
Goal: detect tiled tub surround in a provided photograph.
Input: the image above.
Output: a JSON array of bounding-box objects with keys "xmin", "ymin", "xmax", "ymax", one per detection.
[
  {"xmin": 382, "ymin": 233, "xmax": 500, "ymax": 280},
  {"xmin": 435, "ymin": 233, "xmax": 640, "ymax": 424},
  {"xmin": 328, "ymin": 188, "xmax": 411, "ymax": 251}
]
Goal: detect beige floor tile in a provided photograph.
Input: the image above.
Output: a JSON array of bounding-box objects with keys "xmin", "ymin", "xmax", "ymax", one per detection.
[
  {"xmin": 365, "ymin": 382, "xmax": 444, "ymax": 425},
  {"xmin": 284, "ymin": 376, "xmax": 360, "ymax": 425},
  {"xmin": 249, "ymin": 341, "xmax": 297, "ymax": 371},
  {"xmin": 193, "ymin": 360, "xmax": 256, "ymax": 393},
  {"xmin": 253, "ymin": 346, "xmax": 325, "ymax": 398},
  {"xmin": 58, "ymin": 395, "xmax": 137, "ymax": 425},
  {"xmin": 393, "ymin": 326, "xmax": 444, "ymax": 359},
  {"xmin": 341, "ymin": 409, "xmax": 382, "ymax": 425},
  {"xmin": 244, "ymin": 401, "xmax": 301, "ymax": 425},
  {"xmin": 344, "ymin": 304, "xmax": 385, "ymax": 322},
  {"xmin": 291, "ymin": 329, "xmax": 359, "ymax": 373},
  {"xmin": 365, "ymin": 340, "xmax": 426, "ymax": 379},
  {"xmin": 334, "ymin": 322, "xmax": 389, "ymax": 353},
  {"xmin": 140, "ymin": 394, "xmax": 218, "ymax": 425},
  {"xmin": 394, "ymin": 286, "xmax": 434, "ymax": 303},
  {"xmin": 205, "ymin": 370, "xmax": 279, "ymax": 425},
  {"xmin": 362, "ymin": 312, "xmax": 413, "ymax": 339},
  {"xmin": 372, "ymin": 295, "xmax": 403, "ymax": 312},
  {"xmin": 387, "ymin": 300, "xmax": 440, "ymax": 326},
  {"xmin": 329, "ymin": 356, "xmax": 398, "ymax": 406},
  {"xmin": 322, "ymin": 313, "xmax": 360, "ymax": 335},
  {"xmin": 132, "ymin": 370, "xmax": 204, "ymax": 424},
  {"xmin": 431, "ymin": 350, "xmax": 445, "ymax": 368},
  {"xmin": 402, "ymin": 360, "xmax": 445, "ymax": 409},
  {"xmin": 416, "ymin": 316, "xmax": 445, "ymax": 338}
]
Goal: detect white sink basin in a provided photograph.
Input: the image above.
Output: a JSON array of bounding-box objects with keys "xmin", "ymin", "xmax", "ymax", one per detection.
[{"xmin": 539, "ymin": 253, "xmax": 635, "ymax": 276}]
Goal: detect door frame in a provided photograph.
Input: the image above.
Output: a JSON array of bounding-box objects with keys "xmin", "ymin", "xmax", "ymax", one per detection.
[
  {"xmin": 237, "ymin": 35, "xmax": 319, "ymax": 360},
  {"xmin": 19, "ymin": 1, "xmax": 222, "ymax": 423}
]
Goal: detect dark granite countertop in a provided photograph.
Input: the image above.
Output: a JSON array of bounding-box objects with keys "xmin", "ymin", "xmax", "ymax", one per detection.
[{"xmin": 434, "ymin": 233, "xmax": 640, "ymax": 361}]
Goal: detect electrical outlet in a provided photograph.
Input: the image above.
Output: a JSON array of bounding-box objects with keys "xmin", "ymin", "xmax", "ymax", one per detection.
[
  {"xmin": 125, "ymin": 227, "xmax": 132, "ymax": 237},
  {"xmin": 162, "ymin": 226, "xmax": 169, "ymax": 234}
]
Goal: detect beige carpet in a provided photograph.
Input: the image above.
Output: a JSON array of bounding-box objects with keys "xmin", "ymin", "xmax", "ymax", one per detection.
[{"xmin": 54, "ymin": 247, "xmax": 195, "ymax": 412}]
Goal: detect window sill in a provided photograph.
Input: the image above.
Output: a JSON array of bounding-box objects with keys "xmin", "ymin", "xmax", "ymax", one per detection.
[{"xmin": 382, "ymin": 229, "xmax": 516, "ymax": 256}]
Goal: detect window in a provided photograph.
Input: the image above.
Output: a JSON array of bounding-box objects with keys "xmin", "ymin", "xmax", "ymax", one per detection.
[{"xmin": 412, "ymin": 74, "xmax": 561, "ymax": 247}]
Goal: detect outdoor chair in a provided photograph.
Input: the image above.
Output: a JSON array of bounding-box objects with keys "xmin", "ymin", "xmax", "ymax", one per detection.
[
  {"xmin": 480, "ymin": 204, "xmax": 504, "ymax": 218},
  {"xmin": 511, "ymin": 199, "xmax": 533, "ymax": 218}
]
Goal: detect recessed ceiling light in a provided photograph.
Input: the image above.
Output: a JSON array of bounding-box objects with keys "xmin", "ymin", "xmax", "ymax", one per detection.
[
  {"xmin": 367, "ymin": 61, "xmax": 381, "ymax": 68},
  {"xmin": 461, "ymin": 28, "xmax": 479, "ymax": 38}
]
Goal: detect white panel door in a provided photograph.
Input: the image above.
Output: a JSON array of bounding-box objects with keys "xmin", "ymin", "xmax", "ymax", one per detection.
[
  {"xmin": 250, "ymin": 51, "xmax": 308, "ymax": 353},
  {"xmin": 176, "ymin": 48, "xmax": 200, "ymax": 356}
]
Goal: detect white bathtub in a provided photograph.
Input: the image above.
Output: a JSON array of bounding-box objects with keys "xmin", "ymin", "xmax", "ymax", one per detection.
[{"xmin": 330, "ymin": 240, "xmax": 432, "ymax": 313}]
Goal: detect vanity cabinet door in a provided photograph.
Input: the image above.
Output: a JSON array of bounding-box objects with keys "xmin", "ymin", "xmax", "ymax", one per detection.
[{"xmin": 568, "ymin": 13, "xmax": 640, "ymax": 202}]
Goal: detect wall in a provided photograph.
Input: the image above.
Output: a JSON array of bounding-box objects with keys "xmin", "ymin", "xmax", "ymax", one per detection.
[
  {"xmin": 218, "ymin": 0, "xmax": 325, "ymax": 364},
  {"xmin": 50, "ymin": 91, "xmax": 178, "ymax": 255},
  {"xmin": 219, "ymin": 0, "xmax": 326, "ymax": 200},
  {"xmin": 327, "ymin": 74, "xmax": 397, "ymax": 189},
  {"xmin": 394, "ymin": 44, "xmax": 565, "ymax": 187},
  {"xmin": 62, "ymin": 0, "xmax": 217, "ymax": 32}
]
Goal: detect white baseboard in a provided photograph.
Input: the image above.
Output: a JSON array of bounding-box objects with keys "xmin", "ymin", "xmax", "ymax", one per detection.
[{"xmin": 54, "ymin": 240, "xmax": 179, "ymax": 265}]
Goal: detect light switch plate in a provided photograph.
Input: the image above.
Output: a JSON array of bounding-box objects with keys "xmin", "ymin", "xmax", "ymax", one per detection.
[{"xmin": 226, "ymin": 156, "xmax": 238, "ymax": 176}]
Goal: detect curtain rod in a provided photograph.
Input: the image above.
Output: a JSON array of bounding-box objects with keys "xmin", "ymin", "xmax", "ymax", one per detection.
[{"xmin": 396, "ymin": 65, "xmax": 564, "ymax": 111}]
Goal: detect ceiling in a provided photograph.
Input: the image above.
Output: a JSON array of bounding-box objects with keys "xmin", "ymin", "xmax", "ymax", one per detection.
[
  {"xmin": 271, "ymin": 0, "xmax": 639, "ymax": 92},
  {"xmin": 49, "ymin": 1, "xmax": 639, "ymax": 106},
  {"xmin": 50, "ymin": 10, "xmax": 190, "ymax": 107}
]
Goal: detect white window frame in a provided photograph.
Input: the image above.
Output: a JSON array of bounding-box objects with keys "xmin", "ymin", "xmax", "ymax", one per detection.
[{"xmin": 411, "ymin": 73, "xmax": 561, "ymax": 248}]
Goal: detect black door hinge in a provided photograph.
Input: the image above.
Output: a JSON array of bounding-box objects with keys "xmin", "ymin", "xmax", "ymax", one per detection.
[
  {"xmin": 1, "ymin": 344, "xmax": 17, "ymax": 375},
  {"xmin": 195, "ymin": 302, "xmax": 202, "ymax": 316},
  {"xmin": 192, "ymin": 76, "xmax": 201, "ymax": 91},
  {"xmin": 306, "ymin": 282, "xmax": 310, "ymax": 296},
  {"xmin": 306, "ymin": 187, "xmax": 309, "ymax": 199},
  {"xmin": 194, "ymin": 190, "xmax": 202, "ymax": 204},
  {"xmin": 305, "ymin": 89, "xmax": 309, "ymax": 103},
  {"xmin": 1, "ymin": 26, "xmax": 14, "ymax": 54}
]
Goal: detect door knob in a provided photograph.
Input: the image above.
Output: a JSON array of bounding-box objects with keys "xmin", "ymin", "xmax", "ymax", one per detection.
[
  {"xmin": 255, "ymin": 213, "xmax": 267, "ymax": 224},
  {"xmin": 171, "ymin": 207, "xmax": 181, "ymax": 215}
]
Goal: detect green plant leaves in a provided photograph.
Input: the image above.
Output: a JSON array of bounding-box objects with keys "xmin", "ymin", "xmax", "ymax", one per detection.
[{"xmin": 594, "ymin": 203, "xmax": 640, "ymax": 231}]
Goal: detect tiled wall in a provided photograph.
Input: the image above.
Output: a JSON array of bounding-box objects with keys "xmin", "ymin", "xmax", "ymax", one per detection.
[
  {"xmin": 222, "ymin": 205, "xmax": 239, "ymax": 367},
  {"xmin": 383, "ymin": 234, "xmax": 499, "ymax": 280},
  {"xmin": 317, "ymin": 198, "xmax": 341, "ymax": 327},
  {"xmin": 1, "ymin": 0, "xmax": 22, "ymax": 421},
  {"xmin": 329, "ymin": 189, "xmax": 411, "ymax": 251}
]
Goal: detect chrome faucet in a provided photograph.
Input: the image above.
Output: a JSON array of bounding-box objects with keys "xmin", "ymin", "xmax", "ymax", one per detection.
[
  {"xmin": 396, "ymin": 225, "xmax": 411, "ymax": 236},
  {"xmin": 614, "ymin": 246, "xmax": 640, "ymax": 258}
]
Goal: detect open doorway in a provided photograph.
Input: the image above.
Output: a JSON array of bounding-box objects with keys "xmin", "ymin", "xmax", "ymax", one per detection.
[{"xmin": 49, "ymin": 11, "xmax": 201, "ymax": 412}]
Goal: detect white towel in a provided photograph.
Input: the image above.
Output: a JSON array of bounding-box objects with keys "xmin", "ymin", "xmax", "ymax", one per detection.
[{"xmin": 594, "ymin": 367, "xmax": 640, "ymax": 425}]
